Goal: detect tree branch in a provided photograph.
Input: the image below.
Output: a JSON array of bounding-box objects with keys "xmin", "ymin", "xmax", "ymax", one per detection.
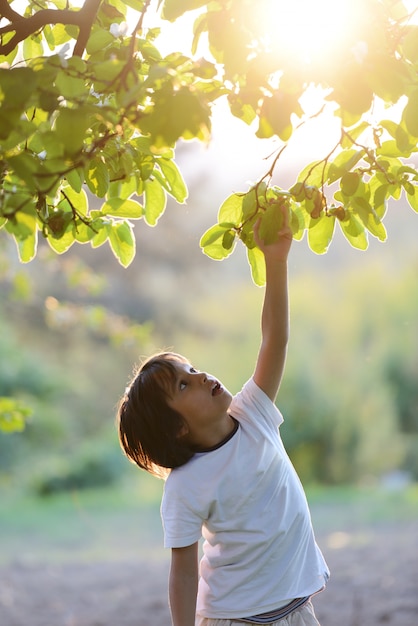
[
  {"xmin": 0, "ymin": 0, "xmax": 102, "ymax": 57},
  {"xmin": 73, "ymin": 0, "xmax": 102, "ymax": 57},
  {"xmin": 0, "ymin": 0, "xmax": 25, "ymax": 23},
  {"xmin": 128, "ymin": 0, "xmax": 152, "ymax": 56}
]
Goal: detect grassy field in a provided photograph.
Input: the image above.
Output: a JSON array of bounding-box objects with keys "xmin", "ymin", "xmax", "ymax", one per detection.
[{"xmin": 1, "ymin": 477, "xmax": 418, "ymax": 567}]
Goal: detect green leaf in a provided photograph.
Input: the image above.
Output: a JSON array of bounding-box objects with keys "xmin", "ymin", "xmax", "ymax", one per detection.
[
  {"xmin": 49, "ymin": 23, "xmax": 72, "ymax": 46},
  {"xmin": 218, "ymin": 193, "xmax": 244, "ymax": 224},
  {"xmin": 118, "ymin": 177, "xmax": 138, "ymax": 200},
  {"xmin": 307, "ymin": 215, "xmax": 335, "ymax": 254},
  {"xmin": 67, "ymin": 55, "xmax": 87, "ymax": 74},
  {"xmin": 86, "ymin": 158, "xmax": 110, "ymax": 197},
  {"xmin": 340, "ymin": 172, "xmax": 360, "ymax": 196},
  {"xmin": 55, "ymin": 107, "xmax": 91, "ymax": 156},
  {"xmin": 290, "ymin": 205, "xmax": 307, "ymax": 240},
  {"xmin": 23, "ymin": 35, "xmax": 44, "ymax": 59},
  {"xmin": 395, "ymin": 123, "xmax": 413, "ymax": 154},
  {"xmin": 62, "ymin": 186, "xmax": 88, "ymax": 216},
  {"xmin": 402, "ymin": 25, "xmax": 418, "ymax": 63},
  {"xmin": 256, "ymin": 92, "xmax": 299, "ymax": 141},
  {"xmin": 108, "ymin": 221, "xmax": 136, "ymax": 267},
  {"xmin": 368, "ymin": 55, "xmax": 408, "ymax": 104},
  {"xmin": 377, "ymin": 140, "xmax": 410, "ymax": 158},
  {"xmin": 0, "ymin": 68, "xmax": 38, "ymax": 141},
  {"xmin": 258, "ymin": 203, "xmax": 284, "ymax": 244},
  {"xmin": 192, "ymin": 12, "xmax": 207, "ymax": 55},
  {"xmin": 372, "ymin": 183, "xmax": 389, "ymax": 215},
  {"xmin": 200, "ymin": 224, "xmax": 236, "ymax": 260},
  {"xmin": 7, "ymin": 153, "xmax": 38, "ymax": 189},
  {"xmin": 136, "ymin": 38, "xmax": 162, "ymax": 63},
  {"xmin": 0, "ymin": 33, "xmax": 18, "ymax": 65},
  {"xmin": 406, "ymin": 187, "xmax": 418, "ymax": 213},
  {"xmin": 339, "ymin": 213, "xmax": 368, "ymax": 250},
  {"xmin": 144, "ymin": 178, "xmax": 167, "ymax": 226},
  {"xmin": 229, "ymin": 96, "xmax": 257, "ymax": 125},
  {"xmin": 193, "ymin": 58, "xmax": 217, "ymax": 81},
  {"xmin": 222, "ymin": 230, "xmax": 235, "ymax": 250},
  {"xmin": 156, "ymin": 158, "xmax": 188, "ymax": 203},
  {"xmin": 93, "ymin": 58, "xmax": 125, "ymax": 83},
  {"xmin": 350, "ymin": 197, "xmax": 387, "ymax": 241},
  {"xmin": 162, "ymin": 0, "xmax": 208, "ymax": 22},
  {"xmin": 66, "ymin": 167, "xmax": 85, "ymax": 193},
  {"xmin": 340, "ymin": 121, "xmax": 369, "ymax": 149},
  {"xmin": 14, "ymin": 229, "xmax": 38, "ymax": 263},
  {"xmin": 6, "ymin": 204, "xmax": 37, "ymax": 240},
  {"xmin": 74, "ymin": 221, "xmax": 96, "ymax": 243},
  {"xmin": 91, "ymin": 220, "xmax": 109, "ymax": 248},
  {"xmin": 327, "ymin": 149, "xmax": 365, "ymax": 184},
  {"xmin": 102, "ymin": 197, "xmax": 143, "ymax": 218},
  {"xmin": 86, "ymin": 28, "xmax": 115, "ymax": 54},
  {"xmin": 0, "ymin": 67, "xmax": 37, "ymax": 109},
  {"xmin": 403, "ymin": 90, "xmax": 418, "ymax": 137},
  {"xmin": 242, "ymin": 188, "xmax": 258, "ymax": 220},
  {"xmin": 47, "ymin": 228, "xmax": 76, "ymax": 254},
  {"xmin": 297, "ymin": 160, "xmax": 328, "ymax": 188},
  {"xmin": 247, "ymin": 246, "xmax": 266, "ymax": 287},
  {"xmin": 55, "ymin": 70, "xmax": 86, "ymax": 100},
  {"xmin": 141, "ymin": 86, "xmax": 211, "ymax": 147},
  {"xmin": 334, "ymin": 71, "xmax": 373, "ymax": 117}
]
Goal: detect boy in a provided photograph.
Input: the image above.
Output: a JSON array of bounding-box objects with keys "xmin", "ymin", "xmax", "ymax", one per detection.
[{"xmin": 118, "ymin": 209, "xmax": 329, "ymax": 625}]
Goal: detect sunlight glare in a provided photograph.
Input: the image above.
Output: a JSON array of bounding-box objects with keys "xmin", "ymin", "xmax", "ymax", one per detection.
[{"xmin": 258, "ymin": 0, "xmax": 356, "ymax": 65}]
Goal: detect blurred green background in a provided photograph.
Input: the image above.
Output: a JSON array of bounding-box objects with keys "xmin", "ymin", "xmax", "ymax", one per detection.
[{"xmin": 1, "ymin": 136, "xmax": 417, "ymax": 566}]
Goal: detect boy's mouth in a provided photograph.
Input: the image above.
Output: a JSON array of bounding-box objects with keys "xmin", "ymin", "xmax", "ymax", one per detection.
[{"xmin": 211, "ymin": 382, "xmax": 222, "ymax": 396}]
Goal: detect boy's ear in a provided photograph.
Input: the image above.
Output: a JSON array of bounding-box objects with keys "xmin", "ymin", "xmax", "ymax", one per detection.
[{"xmin": 176, "ymin": 422, "xmax": 189, "ymax": 439}]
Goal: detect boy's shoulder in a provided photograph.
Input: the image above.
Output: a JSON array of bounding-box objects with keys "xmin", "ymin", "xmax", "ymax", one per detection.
[{"xmin": 230, "ymin": 376, "xmax": 284, "ymax": 430}]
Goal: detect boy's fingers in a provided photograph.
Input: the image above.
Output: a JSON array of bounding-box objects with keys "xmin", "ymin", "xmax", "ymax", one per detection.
[{"xmin": 254, "ymin": 205, "xmax": 292, "ymax": 248}]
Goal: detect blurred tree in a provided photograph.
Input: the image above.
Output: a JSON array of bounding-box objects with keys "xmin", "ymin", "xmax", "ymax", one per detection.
[
  {"xmin": 0, "ymin": 0, "xmax": 417, "ymax": 285},
  {"xmin": 385, "ymin": 357, "xmax": 418, "ymax": 479},
  {"xmin": 386, "ymin": 359, "xmax": 418, "ymax": 434}
]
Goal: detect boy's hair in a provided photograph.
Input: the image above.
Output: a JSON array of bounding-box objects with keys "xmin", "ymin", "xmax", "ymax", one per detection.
[{"xmin": 117, "ymin": 351, "xmax": 194, "ymax": 479}]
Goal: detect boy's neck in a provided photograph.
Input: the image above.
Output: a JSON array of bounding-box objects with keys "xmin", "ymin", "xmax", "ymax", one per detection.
[{"xmin": 189, "ymin": 414, "xmax": 237, "ymax": 451}]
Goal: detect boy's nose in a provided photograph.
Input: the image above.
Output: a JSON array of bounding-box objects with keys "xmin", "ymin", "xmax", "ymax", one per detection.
[{"xmin": 198, "ymin": 372, "xmax": 208, "ymax": 383}]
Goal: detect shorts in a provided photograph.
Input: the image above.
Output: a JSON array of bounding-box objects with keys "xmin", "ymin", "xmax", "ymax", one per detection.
[{"xmin": 196, "ymin": 600, "xmax": 321, "ymax": 626}]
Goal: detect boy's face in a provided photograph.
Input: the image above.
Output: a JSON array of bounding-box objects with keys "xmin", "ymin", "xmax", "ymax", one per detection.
[{"xmin": 166, "ymin": 361, "xmax": 234, "ymax": 448}]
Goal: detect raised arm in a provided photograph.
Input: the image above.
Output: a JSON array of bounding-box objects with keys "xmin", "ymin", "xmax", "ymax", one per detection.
[{"xmin": 252, "ymin": 206, "xmax": 293, "ymax": 402}]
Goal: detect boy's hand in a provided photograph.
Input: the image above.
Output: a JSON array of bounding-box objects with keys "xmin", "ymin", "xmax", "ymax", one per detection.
[{"xmin": 253, "ymin": 204, "xmax": 293, "ymax": 263}]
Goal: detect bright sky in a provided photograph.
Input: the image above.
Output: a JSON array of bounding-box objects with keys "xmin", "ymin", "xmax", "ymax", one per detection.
[{"xmin": 146, "ymin": 0, "xmax": 418, "ymax": 177}]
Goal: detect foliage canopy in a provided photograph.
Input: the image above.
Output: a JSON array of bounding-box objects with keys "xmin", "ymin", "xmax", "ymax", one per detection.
[{"xmin": 0, "ymin": 0, "xmax": 417, "ymax": 283}]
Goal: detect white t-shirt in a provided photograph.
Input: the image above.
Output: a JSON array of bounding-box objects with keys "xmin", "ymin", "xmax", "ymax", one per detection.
[{"xmin": 161, "ymin": 378, "xmax": 330, "ymax": 619}]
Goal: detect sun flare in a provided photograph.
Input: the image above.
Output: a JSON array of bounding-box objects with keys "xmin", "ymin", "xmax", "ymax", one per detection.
[{"xmin": 257, "ymin": 0, "xmax": 359, "ymax": 66}]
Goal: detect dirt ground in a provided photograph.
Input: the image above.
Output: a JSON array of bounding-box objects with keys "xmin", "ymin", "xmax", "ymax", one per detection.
[{"xmin": 0, "ymin": 521, "xmax": 417, "ymax": 626}]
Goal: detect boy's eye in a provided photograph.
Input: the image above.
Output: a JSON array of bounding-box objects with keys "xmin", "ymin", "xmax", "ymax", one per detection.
[{"xmin": 190, "ymin": 367, "xmax": 198, "ymax": 373}]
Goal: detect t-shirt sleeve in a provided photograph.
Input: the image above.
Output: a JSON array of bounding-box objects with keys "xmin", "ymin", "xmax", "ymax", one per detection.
[
  {"xmin": 231, "ymin": 377, "xmax": 284, "ymax": 432},
  {"xmin": 161, "ymin": 471, "xmax": 205, "ymax": 548}
]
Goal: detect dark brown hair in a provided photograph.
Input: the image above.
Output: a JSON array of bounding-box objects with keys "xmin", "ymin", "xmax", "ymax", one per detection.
[{"xmin": 117, "ymin": 352, "xmax": 194, "ymax": 478}]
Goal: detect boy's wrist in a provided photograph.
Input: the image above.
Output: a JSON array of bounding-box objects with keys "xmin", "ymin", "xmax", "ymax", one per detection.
[{"xmin": 263, "ymin": 252, "xmax": 289, "ymax": 266}]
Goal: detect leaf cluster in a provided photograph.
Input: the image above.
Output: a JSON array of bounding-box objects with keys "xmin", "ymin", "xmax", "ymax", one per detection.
[
  {"xmin": 194, "ymin": 0, "xmax": 418, "ymax": 281},
  {"xmin": 0, "ymin": 0, "xmax": 418, "ymax": 282},
  {"xmin": 0, "ymin": 397, "xmax": 32, "ymax": 432},
  {"xmin": 0, "ymin": 0, "xmax": 218, "ymax": 265}
]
